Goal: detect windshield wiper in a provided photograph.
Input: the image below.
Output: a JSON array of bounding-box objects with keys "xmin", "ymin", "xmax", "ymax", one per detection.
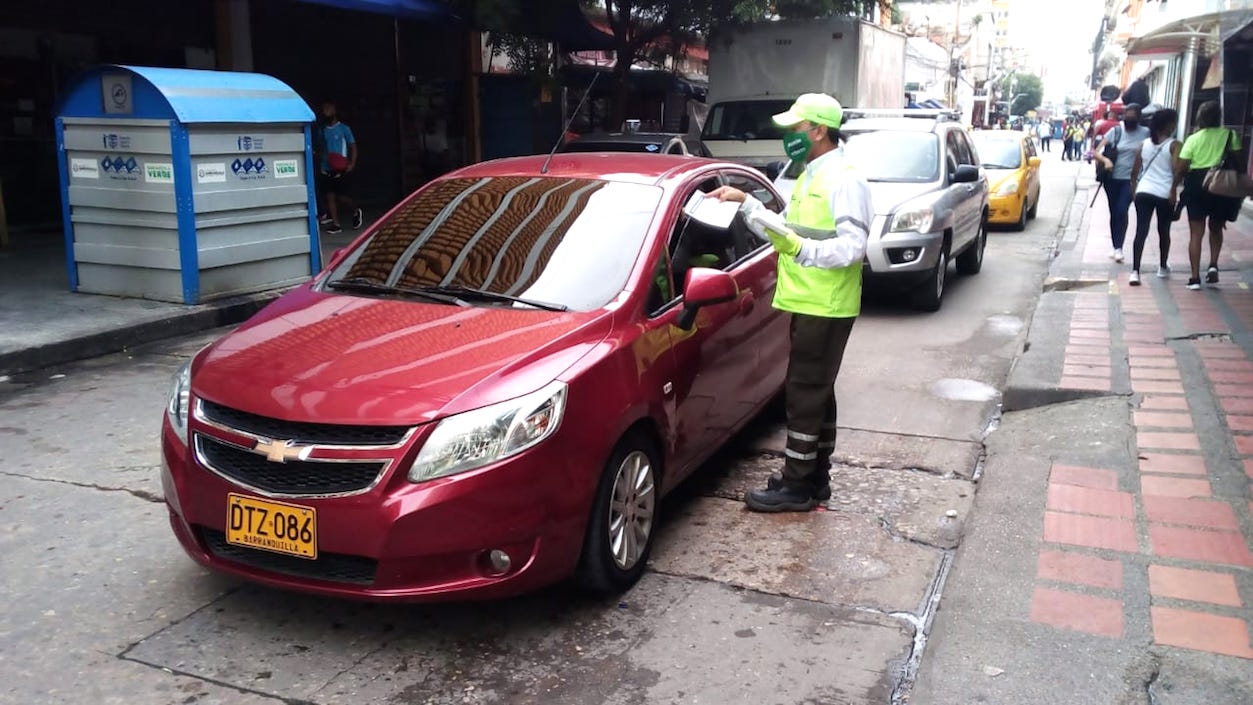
[
  {"xmin": 981, "ymin": 164, "xmax": 1016, "ymax": 169},
  {"xmin": 415, "ymin": 285, "xmax": 569, "ymax": 312},
  {"xmin": 325, "ymin": 277, "xmax": 467, "ymax": 306}
]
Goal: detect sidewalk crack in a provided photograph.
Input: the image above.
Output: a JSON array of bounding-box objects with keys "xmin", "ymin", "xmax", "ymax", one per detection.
[{"xmin": 0, "ymin": 469, "xmax": 164, "ymax": 503}]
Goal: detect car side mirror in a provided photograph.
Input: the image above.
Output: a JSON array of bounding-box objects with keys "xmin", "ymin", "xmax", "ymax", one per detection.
[
  {"xmin": 1028, "ymin": 156, "xmax": 1042, "ymax": 167},
  {"xmin": 952, "ymin": 164, "xmax": 980, "ymax": 183},
  {"xmin": 676, "ymin": 268, "xmax": 738, "ymax": 330}
]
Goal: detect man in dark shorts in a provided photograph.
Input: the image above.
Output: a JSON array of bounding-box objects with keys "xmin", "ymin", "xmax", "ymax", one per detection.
[{"xmin": 317, "ymin": 101, "xmax": 362, "ymax": 235}]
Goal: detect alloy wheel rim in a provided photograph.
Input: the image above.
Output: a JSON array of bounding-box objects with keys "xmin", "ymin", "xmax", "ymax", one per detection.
[
  {"xmin": 608, "ymin": 450, "xmax": 656, "ymax": 571},
  {"xmin": 937, "ymin": 252, "xmax": 946, "ymax": 298}
]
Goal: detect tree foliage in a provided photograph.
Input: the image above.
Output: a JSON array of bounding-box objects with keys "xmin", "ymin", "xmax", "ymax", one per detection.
[{"xmin": 1001, "ymin": 71, "xmax": 1043, "ymax": 116}]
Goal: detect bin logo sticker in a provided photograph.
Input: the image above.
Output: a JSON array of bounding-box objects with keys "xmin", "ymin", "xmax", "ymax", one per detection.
[
  {"xmin": 197, "ymin": 163, "xmax": 228, "ymax": 184},
  {"xmin": 231, "ymin": 157, "xmax": 268, "ymax": 181},
  {"xmin": 70, "ymin": 158, "xmax": 99, "ymax": 179},
  {"xmin": 101, "ymin": 133, "xmax": 131, "ymax": 150},
  {"xmin": 100, "ymin": 155, "xmax": 139, "ymax": 181},
  {"xmin": 145, "ymin": 162, "xmax": 174, "ymax": 184},
  {"xmin": 237, "ymin": 135, "xmax": 265, "ymax": 151},
  {"xmin": 274, "ymin": 159, "xmax": 299, "ymax": 179}
]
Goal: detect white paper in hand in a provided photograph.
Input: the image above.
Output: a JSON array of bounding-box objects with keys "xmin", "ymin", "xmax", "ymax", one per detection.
[
  {"xmin": 745, "ymin": 208, "xmax": 796, "ymax": 240},
  {"xmin": 683, "ymin": 191, "xmax": 740, "ymax": 230}
]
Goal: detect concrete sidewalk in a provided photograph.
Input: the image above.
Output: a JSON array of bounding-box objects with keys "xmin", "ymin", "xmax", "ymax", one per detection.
[
  {"xmin": 914, "ymin": 181, "xmax": 1253, "ymax": 703},
  {"xmin": 0, "ymin": 224, "xmax": 363, "ymax": 377}
]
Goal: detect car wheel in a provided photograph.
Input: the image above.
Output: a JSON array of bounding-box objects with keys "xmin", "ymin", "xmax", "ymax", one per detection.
[
  {"xmin": 912, "ymin": 247, "xmax": 947, "ymax": 312},
  {"xmin": 1028, "ymin": 197, "xmax": 1039, "ymax": 220},
  {"xmin": 956, "ymin": 218, "xmax": 986, "ymax": 275},
  {"xmin": 576, "ymin": 431, "xmax": 660, "ymax": 593},
  {"xmin": 1014, "ymin": 199, "xmax": 1028, "ymax": 231}
]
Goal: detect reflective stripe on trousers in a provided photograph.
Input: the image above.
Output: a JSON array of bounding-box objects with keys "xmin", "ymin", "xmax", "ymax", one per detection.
[{"xmin": 783, "ymin": 313, "xmax": 856, "ymax": 482}]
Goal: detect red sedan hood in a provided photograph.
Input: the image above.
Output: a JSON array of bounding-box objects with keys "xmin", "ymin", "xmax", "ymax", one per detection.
[{"xmin": 193, "ymin": 289, "xmax": 609, "ymax": 426}]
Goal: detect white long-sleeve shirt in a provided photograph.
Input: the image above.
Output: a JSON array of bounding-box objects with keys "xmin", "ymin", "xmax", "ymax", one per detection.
[{"xmin": 740, "ymin": 148, "xmax": 874, "ymax": 269}]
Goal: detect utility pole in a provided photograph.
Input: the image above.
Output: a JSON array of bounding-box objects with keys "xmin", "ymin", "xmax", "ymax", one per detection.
[{"xmin": 947, "ymin": 0, "xmax": 963, "ymax": 108}]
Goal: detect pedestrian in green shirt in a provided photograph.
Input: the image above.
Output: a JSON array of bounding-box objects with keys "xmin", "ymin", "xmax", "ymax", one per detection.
[{"xmin": 1175, "ymin": 100, "xmax": 1245, "ymax": 289}]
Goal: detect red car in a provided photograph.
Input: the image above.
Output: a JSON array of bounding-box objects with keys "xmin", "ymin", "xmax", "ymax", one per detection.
[{"xmin": 161, "ymin": 153, "xmax": 789, "ymax": 601}]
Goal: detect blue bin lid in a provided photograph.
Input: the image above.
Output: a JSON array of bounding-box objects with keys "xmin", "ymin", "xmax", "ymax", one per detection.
[{"xmin": 59, "ymin": 65, "xmax": 315, "ymax": 124}]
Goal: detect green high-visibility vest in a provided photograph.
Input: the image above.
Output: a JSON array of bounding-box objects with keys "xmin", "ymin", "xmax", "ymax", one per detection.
[{"xmin": 775, "ymin": 161, "xmax": 863, "ymax": 318}]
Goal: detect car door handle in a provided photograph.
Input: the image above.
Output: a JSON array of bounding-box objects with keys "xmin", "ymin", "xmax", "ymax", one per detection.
[{"xmin": 739, "ymin": 292, "xmax": 755, "ymax": 315}]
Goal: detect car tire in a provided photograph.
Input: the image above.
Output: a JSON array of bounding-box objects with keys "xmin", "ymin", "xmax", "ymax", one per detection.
[
  {"xmin": 1028, "ymin": 197, "xmax": 1039, "ymax": 220},
  {"xmin": 1014, "ymin": 199, "xmax": 1028, "ymax": 231},
  {"xmin": 576, "ymin": 431, "xmax": 661, "ymax": 594},
  {"xmin": 956, "ymin": 218, "xmax": 986, "ymax": 275},
  {"xmin": 912, "ymin": 247, "xmax": 947, "ymax": 312}
]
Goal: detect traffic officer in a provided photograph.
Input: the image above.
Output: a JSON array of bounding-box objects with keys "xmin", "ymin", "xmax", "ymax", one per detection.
[{"xmin": 709, "ymin": 93, "xmax": 873, "ymax": 512}]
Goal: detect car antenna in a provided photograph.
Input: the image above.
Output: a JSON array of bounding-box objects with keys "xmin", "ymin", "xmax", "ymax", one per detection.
[{"xmin": 541, "ymin": 72, "xmax": 600, "ymax": 175}]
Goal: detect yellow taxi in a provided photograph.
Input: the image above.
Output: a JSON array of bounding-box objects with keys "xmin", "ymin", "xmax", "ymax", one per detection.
[{"xmin": 970, "ymin": 130, "xmax": 1042, "ymax": 230}]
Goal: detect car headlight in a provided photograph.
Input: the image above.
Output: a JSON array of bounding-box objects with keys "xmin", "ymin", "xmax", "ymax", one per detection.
[
  {"xmin": 166, "ymin": 362, "xmax": 191, "ymax": 444},
  {"xmin": 408, "ymin": 381, "xmax": 568, "ymax": 482},
  {"xmin": 995, "ymin": 180, "xmax": 1020, "ymax": 197},
  {"xmin": 889, "ymin": 208, "xmax": 934, "ymax": 233}
]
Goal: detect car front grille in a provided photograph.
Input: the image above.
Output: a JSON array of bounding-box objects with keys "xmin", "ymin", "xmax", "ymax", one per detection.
[
  {"xmin": 199, "ymin": 528, "xmax": 377, "ymax": 586},
  {"xmin": 196, "ymin": 435, "xmax": 386, "ymax": 496},
  {"xmin": 200, "ymin": 400, "xmax": 411, "ymax": 446}
]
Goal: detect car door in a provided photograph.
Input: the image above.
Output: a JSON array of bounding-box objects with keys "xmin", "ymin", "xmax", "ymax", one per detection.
[
  {"xmin": 718, "ymin": 169, "xmax": 789, "ymax": 419},
  {"xmin": 1023, "ymin": 136, "xmax": 1042, "ymax": 205},
  {"xmin": 644, "ymin": 173, "xmax": 758, "ymax": 478},
  {"xmin": 958, "ymin": 129, "xmax": 989, "ymax": 225},
  {"xmin": 947, "ymin": 129, "xmax": 981, "ymax": 247}
]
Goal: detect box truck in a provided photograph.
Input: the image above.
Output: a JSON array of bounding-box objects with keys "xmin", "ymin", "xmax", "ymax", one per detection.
[{"xmin": 701, "ymin": 18, "xmax": 907, "ymax": 175}]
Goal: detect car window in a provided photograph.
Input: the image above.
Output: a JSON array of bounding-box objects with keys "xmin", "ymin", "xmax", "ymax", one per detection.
[
  {"xmin": 666, "ymin": 177, "xmax": 738, "ymax": 302},
  {"xmin": 327, "ymin": 176, "xmax": 663, "ymax": 312},
  {"xmin": 957, "ymin": 131, "xmax": 979, "ymax": 166},
  {"xmin": 561, "ymin": 141, "xmax": 663, "ymax": 154},
  {"xmin": 645, "ymin": 249, "xmax": 674, "ymax": 315},
  {"xmin": 969, "ymin": 137, "xmax": 1023, "ymax": 169},
  {"xmin": 948, "ymin": 130, "xmax": 974, "ymax": 166},
  {"xmin": 702, "ymin": 100, "xmax": 793, "ymax": 141},
  {"xmin": 842, "ymin": 131, "xmax": 940, "ymax": 182},
  {"xmin": 721, "ymin": 172, "xmax": 777, "ymax": 263}
]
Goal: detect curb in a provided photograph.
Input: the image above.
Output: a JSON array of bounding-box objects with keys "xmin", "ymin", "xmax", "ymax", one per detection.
[{"xmin": 0, "ymin": 290, "xmax": 283, "ymax": 376}]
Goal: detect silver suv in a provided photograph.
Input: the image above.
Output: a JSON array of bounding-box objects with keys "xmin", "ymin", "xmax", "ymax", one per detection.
[{"xmin": 775, "ymin": 110, "xmax": 989, "ymax": 311}]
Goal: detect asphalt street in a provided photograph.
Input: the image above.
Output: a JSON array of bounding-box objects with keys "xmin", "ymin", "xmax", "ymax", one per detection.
[{"xmin": 0, "ymin": 155, "xmax": 1078, "ymax": 704}]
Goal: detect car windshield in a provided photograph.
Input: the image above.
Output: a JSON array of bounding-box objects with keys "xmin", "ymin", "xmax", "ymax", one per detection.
[
  {"xmin": 324, "ymin": 177, "xmax": 662, "ymax": 312},
  {"xmin": 702, "ymin": 100, "xmax": 793, "ymax": 141},
  {"xmin": 970, "ymin": 138, "xmax": 1022, "ymax": 169},
  {"xmin": 840, "ymin": 131, "xmax": 940, "ymax": 182}
]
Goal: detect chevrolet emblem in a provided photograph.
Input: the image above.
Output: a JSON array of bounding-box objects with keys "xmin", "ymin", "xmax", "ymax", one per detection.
[{"xmin": 252, "ymin": 438, "xmax": 312, "ymax": 463}]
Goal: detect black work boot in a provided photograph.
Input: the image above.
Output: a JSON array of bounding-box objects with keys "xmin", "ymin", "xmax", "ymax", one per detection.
[
  {"xmin": 766, "ymin": 469, "xmax": 832, "ymax": 501},
  {"xmin": 745, "ymin": 481, "xmax": 818, "ymax": 513}
]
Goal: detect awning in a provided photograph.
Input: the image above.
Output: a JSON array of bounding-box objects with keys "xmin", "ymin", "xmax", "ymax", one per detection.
[
  {"xmin": 295, "ymin": 0, "xmax": 460, "ymax": 21},
  {"xmin": 1126, "ymin": 9, "xmax": 1253, "ymax": 58}
]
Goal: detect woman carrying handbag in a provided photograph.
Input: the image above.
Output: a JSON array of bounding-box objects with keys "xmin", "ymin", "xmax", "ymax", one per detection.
[
  {"xmin": 1128, "ymin": 108, "xmax": 1181, "ymax": 285},
  {"xmin": 1176, "ymin": 101, "xmax": 1247, "ymax": 290}
]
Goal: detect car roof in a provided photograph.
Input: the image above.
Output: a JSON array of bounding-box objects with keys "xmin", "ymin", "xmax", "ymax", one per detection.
[
  {"xmin": 452, "ymin": 153, "xmax": 723, "ymax": 186},
  {"xmin": 970, "ymin": 130, "xmax": 1027, "ymax": 140},
  {"xmin": 842, "ymin": 117, "xmax": 948, "ymax": 133},
  {"xmin": 573, "ymin": 132, "xmax": 693, "ymax": 143}
]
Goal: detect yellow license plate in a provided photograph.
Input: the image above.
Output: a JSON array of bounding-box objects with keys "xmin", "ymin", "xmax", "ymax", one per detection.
[{"xmin": 225, "ymin": 493, "xmax": 317, "ymax": 560}]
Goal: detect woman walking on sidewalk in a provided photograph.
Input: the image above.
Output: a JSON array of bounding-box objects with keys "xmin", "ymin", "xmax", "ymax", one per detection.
[
  {"xmin": 1128, "ymin": 108, "xmax": 1180, "ymax": 286},
  {"xmin": 1095, "ymin": 104, "xmax": 1151, "ymax": 263},
  {"xmin": 1176, "ymin": 101, "xmax": 1245, "ymax": 290}
]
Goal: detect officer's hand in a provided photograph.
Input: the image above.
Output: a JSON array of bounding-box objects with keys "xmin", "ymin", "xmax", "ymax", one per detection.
[
  {"xmin": 708, "ymin": 186, "xmax": 746, "ymax": 203},
  {"xmin": 766, "ymin": 229, "xmax": 801, "ymax": 258}
]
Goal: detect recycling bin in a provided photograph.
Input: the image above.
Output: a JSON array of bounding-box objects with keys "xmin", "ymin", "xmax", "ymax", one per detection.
[{"xmin": 55, "ymin": 65, "xmax": 319, "ymax": 304}]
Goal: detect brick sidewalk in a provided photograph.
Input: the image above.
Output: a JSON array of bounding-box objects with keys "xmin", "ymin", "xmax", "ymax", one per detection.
[{"xmin": 1033, "ymin": 186, "xmax": 1253, "ymax": 660}]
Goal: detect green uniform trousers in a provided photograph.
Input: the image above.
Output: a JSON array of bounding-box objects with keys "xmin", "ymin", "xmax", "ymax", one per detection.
[{"xmin": 782, "ymin": 313, "xmax": 856, "ymax": 482}]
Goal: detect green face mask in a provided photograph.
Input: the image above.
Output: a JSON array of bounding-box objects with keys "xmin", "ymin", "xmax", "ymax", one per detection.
[{"xmin": 782, "ymin": 131, "xmax": 812, "ymax": 161}]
